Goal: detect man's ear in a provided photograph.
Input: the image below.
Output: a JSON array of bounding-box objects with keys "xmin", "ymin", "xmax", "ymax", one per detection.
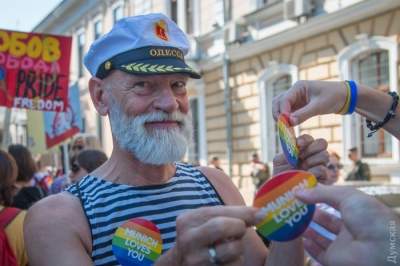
[{"xmin": 89, "ymin": 77, "xmax": 109, "ymax": 116}]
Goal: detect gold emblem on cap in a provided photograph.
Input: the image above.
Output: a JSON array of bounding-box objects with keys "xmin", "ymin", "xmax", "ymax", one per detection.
[
  {"xmin": 105, "ymin": 61, "xmax": 112, "ymax": 70},
  {"xmin": 154, "ymin": 20, "xmax": 169, "ymax": 41}
]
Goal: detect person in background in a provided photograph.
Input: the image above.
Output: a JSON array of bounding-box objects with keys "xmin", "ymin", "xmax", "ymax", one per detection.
[
  {"xmin": 8, "ymin": 144, "xmax": 47, "ymax": 209},
  {"xmin": 0, "ymin": 150, "xmax": 28, "ymax": 266},
  {"xmin": 69, "ymin": 149, "xmax": 108, "ymax": 184},
  {"xmin": 250, "ymin": 153, "xmax": 270, "ymax": 189},
  {"xmin": 346, "ymin": 147, "xmax": 371, "ymax": 181},
  {"xmin": 209, "ymin": 156, "xmax": 223, "ymax": 171},
  {"xmin": 51, "ymin": 149, "xmax": 108, "ymax": 193},
  {"xmin": 324, "ymin": 151, "xmax": 342, "ymax": 185},
  {"xmin": 69, "ymin": 133, "xmax": 102, "ymax": 158}
]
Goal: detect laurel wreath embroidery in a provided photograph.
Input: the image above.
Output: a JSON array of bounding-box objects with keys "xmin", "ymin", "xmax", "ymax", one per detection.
[{"xmin": 121, "ymin": 63, "xmax": 193, "ymax": 73}]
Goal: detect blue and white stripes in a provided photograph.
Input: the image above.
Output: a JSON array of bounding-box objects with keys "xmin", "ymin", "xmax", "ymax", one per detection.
[{"xmin": 67, "ymin": 163, "xmax": 223, "ymax": 266}]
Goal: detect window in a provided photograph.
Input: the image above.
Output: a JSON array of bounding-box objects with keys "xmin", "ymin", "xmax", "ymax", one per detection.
[
  {"xmin": 77, "ymin": 32, "xmax": 85, "ymax": 77},
  {"xmin": 270, "ymin": 75, "xmax": 292, "ymax": 154},
  {"xmin": 188, "ymin": 98, "xmax": 200, "ymax": 164},
  {"xmin": 133, "ymin": 0, "xmax": 152, "ymax": 15},
  {"xmin": 94, "ymin": 20, "xmax": 102, "ymax": 40},
  {"xmin": 352, "ymin": 50, "xmax": 391, "ymax": 158},
  {"xmin": 258, "ymin": 64, "xmax": 298, "ymax": 162},
  {"xmin": 170, "ymin": 0, "xmax": 178, "ymax": 23},
  {"xmin": 338, "ymin": 36, "xmax": 399, "ymax": 163},
  {"xmin": 113, "ymin": 6, "xmax": 123, "ymax": 24}
]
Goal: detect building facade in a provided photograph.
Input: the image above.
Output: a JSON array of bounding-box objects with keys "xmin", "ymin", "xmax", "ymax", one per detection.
[{"xmin": 34, "ymin": 0, "xmax": 400, "ymax": 199}]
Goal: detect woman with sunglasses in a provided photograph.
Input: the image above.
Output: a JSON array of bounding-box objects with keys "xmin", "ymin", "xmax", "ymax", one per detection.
[{"xmin": 70, "ymin": 149, "xmax": 108, "ymax": 184}]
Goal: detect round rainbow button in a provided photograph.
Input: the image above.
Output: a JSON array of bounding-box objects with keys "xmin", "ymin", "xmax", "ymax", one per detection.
[
  {"xmin": 253, "ymin": 170, "xmax": 317, "ymax": 241},
  {"xmin": 277, "ymin": 114, "xmax": 299, "ymax": 168},
  {"xmin": 112, "ymin": 218, "xmax": 162, "ymax": 266}
]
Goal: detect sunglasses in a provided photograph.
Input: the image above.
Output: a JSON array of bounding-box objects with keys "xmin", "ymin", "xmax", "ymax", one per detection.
[
  {"xmin": 327, "ymin": 163, "xmax": 343, "ymax": 171},
  {"xmin": 72, "ymin": 145, "xmax": 84, "ymax": 151},
  {"xmin": 70, "ymin": 162, "xmax": 81, "ymax": 173}
]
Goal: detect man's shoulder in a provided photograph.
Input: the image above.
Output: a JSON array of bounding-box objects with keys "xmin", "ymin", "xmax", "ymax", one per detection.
[
  {"xmin": 196, "ymin": 166, "xmax": 245, "ymax": 205},
  {"xmin": 27, "ymin": 192, "xmax": 81, "ymax": 222}
]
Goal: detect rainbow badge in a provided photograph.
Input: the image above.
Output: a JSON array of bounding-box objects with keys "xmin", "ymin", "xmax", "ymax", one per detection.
[
  {"xmin": 253, "ymin": 170, "xmax": 317, "ymax": 241},
  {"xmin": 112, "ymin": 218, "xmax": 163, "ymax": 266},
  {"xmin": 277, "ymin": 114, "xmax": 299, "ymax": 168}
]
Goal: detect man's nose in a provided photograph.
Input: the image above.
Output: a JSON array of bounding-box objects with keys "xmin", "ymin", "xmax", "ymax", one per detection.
[{"xmin": 154, "ymin": 88, "xmax": 179, "ymax": 113}]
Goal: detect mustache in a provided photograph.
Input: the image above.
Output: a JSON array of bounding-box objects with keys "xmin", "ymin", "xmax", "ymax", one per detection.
[{"xmin": 138, "ymin": 111, "xmax": 188, "ymax": 125}]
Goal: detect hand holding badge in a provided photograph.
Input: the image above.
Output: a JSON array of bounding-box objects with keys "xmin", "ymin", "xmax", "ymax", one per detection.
[{"xmin": 254, "ymin": 114, "xmax": 317, "ymax": 242}]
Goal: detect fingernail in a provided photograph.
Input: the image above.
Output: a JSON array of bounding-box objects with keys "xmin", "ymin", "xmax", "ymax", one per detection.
[
  {"xmin": 290, "ymin": 115, "xmax": 299, "ymax": 126},
  {"xmin": 254, "ymin": 209, "xmax": 265, "ymax": 224},
  {"xmin": 297, "ymin": 138, "xmax": 306, "ymax": 148}
]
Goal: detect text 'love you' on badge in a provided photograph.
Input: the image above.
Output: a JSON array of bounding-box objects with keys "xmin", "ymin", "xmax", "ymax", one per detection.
[
  {"xmin": 253, "ymin": 170, "xmax": 317, "ymax": 242},
  {"xmin": 112, "ymin": 218, "xmax": 162, "ymax": 266}
]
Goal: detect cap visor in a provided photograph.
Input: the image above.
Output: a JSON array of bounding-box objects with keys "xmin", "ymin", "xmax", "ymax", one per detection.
[{"xmin": 117, "ymin": 58, "xmax": 201, "ymax": 79}]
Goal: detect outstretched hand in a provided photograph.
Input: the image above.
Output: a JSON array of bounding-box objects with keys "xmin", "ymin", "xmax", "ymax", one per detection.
[
  {"xmin": 272, "ymin": 81, "xmax": 348, "ymax": 126},
  {"xmin": 296, "ymin": 184, "xmax": 399, "ymax": 266}
]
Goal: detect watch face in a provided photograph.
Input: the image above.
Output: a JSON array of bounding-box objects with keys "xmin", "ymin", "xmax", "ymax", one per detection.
[
  {"xmin": 277, "ymin": 114, "xmax": 299, "ymax": 168},
  {"xmin": 254, "ymin": 170, "xmax": 317, "ymax": 242}
]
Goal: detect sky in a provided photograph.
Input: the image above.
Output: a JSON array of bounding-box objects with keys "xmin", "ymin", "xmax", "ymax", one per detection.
[{"xmin": 0, "ymin": 0, "xmax": 62, "ymax": 32}]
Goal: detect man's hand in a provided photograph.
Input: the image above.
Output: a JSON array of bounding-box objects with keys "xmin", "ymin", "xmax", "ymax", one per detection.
[
  {"xmin": 157, "ymin": 206, "xmax": 259, "ymax": 266},
  {"xmin": 273, "ymin": 134, "xmax": 329, "ymax": 181}
]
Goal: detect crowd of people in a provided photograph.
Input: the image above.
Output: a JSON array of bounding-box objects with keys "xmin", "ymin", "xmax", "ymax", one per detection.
[
  {"xmin": 0, "ymin": 12, "xmax": 398, "ymax": 266},
  {"xmin": 0, "ymin": 134, "xmax": 107, "ymax": 266}
]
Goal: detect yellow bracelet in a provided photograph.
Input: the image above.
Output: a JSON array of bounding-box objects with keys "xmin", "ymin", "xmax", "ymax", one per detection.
[{"xmin": 336, "ymin": 81, "xmax": 351, "ymax": 115}]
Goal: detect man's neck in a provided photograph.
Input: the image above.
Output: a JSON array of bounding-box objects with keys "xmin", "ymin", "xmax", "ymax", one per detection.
[{"xmin": 92, "ymin": 145, "xmax": 176, "ymax": 186}]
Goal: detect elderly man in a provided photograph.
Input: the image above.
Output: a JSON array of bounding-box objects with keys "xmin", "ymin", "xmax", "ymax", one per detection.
[{"xmin": 25, "ymin": 14, "xmax": 329, "ymax": 266}]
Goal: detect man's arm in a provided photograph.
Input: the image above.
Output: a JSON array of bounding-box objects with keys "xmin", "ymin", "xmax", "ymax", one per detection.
[{"xmin": 24, "ymin": 193, "xmax": 92, "ymax": 266}]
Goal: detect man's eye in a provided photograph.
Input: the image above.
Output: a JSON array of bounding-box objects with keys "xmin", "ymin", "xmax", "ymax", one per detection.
[
  {"xmin": 130, "ymin": 81, "xmax": 152, "ymax": 94},
  {"xmin": 172, "ymin": 81, "xmax": 187, "ymax": 93}
]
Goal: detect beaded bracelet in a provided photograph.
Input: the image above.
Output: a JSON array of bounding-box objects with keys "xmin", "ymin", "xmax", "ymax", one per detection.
[{"xmin": 366, "ymin": 91, "xmax": 399, "ymax": 137}]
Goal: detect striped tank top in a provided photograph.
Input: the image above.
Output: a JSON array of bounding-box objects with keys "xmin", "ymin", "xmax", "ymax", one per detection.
[{"xmin": 66, "ymin": 163, "xmax": 224, "ymax": 266}]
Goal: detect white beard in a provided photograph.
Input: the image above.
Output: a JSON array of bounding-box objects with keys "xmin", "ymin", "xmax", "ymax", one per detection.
[{"xmin": 109, "ymin": 99, "xmax": 193, "ymax": 165}]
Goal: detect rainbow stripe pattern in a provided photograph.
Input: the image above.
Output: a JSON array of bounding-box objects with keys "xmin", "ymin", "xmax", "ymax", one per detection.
[
  {"xmin": 254, "ymin": 170, "xmax": 317, "ymax": 241},
  {"xmin": 112, "ymin": 218, "xmax": 162, "ymax": 266},
  {"xmin": 277, "ymin": 114, "xmax": 299, "ymax": 168}
]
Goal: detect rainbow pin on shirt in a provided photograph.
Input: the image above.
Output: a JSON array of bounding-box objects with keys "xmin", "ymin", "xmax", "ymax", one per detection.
[
  {"xmin": 112, "ymin": 218, "xmax": 163, "ymax": 266},
  {"xmin": 253, "ymin": 170, "xmax": 317, "ymax": 241},
  {"xmin": 277, "ymin": 114, "xmax": 299, "ymax": 168}
]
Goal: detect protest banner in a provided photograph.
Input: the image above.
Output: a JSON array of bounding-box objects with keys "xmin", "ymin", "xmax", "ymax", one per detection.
[{"xmin": 0, "ymin": 29, "xmax": 71, "ymax": 112}]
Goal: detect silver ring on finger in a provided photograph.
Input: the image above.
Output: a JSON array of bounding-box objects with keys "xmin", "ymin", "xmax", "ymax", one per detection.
[{"xmin": 208, "ymin": 246, "xmax": 220, "ymax": 265}]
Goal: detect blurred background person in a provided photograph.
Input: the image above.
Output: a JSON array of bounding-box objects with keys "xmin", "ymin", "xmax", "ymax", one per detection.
[
  {"xmin": 69, "ymin": 133, "xmax": 102, "ymax": 158},
  {"xmin": 209, "ymin": 156, "xmax": 223, "ymax": 172},
  {"xmin": 346, "ymin": 147, "xmax": 371, "ymax": 181},
  {"xmin": 8, "ymin": 144, "xmax": 47, "ymax": 209},
  {"xmin": 250, "ymin": 152, "xmax": 270, "ymax": 189},
  {"xmin": 69, "ymin": 149, "xmax": 108, "ymax": 184},
  {"xmin": 324, "ymin": 151, "xmax": 343, "ymax": 185},
  {"xmin": 51, "ymin": 149, "xmax": 108, "ymax": 194},
  {"xmin": 0, "ymin": 149, "xmax": 28, "ymax": 266}
]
